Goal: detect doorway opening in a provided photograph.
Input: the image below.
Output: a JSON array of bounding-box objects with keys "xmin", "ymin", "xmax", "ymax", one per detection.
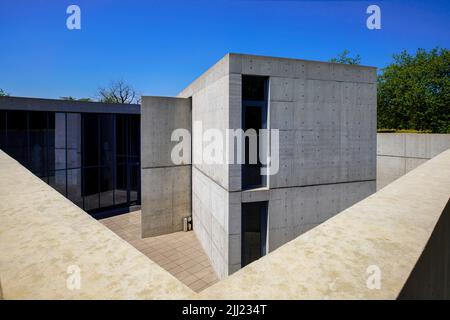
[{"xmin": 241, "ymin": 201, "xmax": 268, "ymax": 267}]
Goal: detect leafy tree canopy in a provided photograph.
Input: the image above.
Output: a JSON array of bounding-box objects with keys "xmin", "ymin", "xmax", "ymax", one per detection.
[
  {"xmin": 377, "ymin": 47, "xmax": 450, "ymax": 133},
  {"xmin": 330, "ymin": 49, "xmax": 361, "ymax": 65},
  {"xmin": 0, "ymin": 88, "xmax": 9, "ymax": 97}
]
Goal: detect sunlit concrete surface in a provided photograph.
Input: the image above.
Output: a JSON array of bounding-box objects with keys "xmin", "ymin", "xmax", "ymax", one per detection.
[
  {"xmin": 2, "ymin": 148, "xmax": 450, "ymax": 299},
  {"xmin": 143, "ymin": 53, "xmax": 377, "ymax": 278},
  {"xmin": 199, "ymin": 149, "xmax": 450, "ymax": 299},
  {"xmin": 377, "ymin": 133, "xmax": 450, "ymax": 189},
  {"xmin": 0, "ymin": 151, "xmax": 193, "ymax": 299},
  {"xmin": 100, "ymin": 211, "xmax": 218, "ymax": 292}
]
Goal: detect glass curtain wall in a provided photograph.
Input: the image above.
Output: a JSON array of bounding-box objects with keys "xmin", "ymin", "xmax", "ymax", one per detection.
[{"xmin": 0, "ymin": 110, "xmax": 140, "ymax": 217}]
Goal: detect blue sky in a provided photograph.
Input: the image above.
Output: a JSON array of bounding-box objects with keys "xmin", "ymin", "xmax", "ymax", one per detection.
[{"xmin": 0, "ymin": 0, "xmax": 449, "ymax": 99}]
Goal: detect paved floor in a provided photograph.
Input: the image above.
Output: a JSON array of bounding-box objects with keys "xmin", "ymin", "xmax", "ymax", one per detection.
[{"xmin": 99, "ymin": 211, "xmax": 218, "ymax": 292}]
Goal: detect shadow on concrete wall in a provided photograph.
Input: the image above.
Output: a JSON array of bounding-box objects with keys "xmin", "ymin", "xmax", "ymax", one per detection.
[{"xmin": 399, "ymin": 199, "xmax": 450, "ymax": 299}]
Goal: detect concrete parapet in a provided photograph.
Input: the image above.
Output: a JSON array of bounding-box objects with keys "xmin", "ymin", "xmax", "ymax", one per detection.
[
  {"xmin": 200, "ymin": 149, "xmax": 450, "ymax": 299},
  {"xmin": 377, "ymin": 133, "xmax": 450, "ymax": 189},
  {"xmin": 0, "ymin": 150, "xmax": 193, "ymax": 299}
]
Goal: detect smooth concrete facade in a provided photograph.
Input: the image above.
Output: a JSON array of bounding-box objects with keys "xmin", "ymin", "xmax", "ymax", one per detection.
[
  {"xmin": 377, "ymin": 133, "xmax": 450, "ymax": 189},
  {"xmin": 141, "ymin": 96, "xmax": 192, "ymax": 237},
  {"xmin": 178, "ymin": 56, "xmax": 232, "ymax": 278},
  {"xmin": 173, "ymin": 54, "xmax": 377, "ymax": 278}
]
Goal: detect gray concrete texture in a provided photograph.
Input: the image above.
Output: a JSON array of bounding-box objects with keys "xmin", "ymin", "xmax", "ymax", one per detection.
[
  {"xmin": 192, "ymin": 167, "xmax": 229, "ymax": 278},
  {"xmin": 377, "ymin": 133, "xmax": 450, "ymax": 189},
  {"xmin": 178, "ymin": 56, "xmax": 234, "ymax": 277},
  {"xmin": 141, "ymin": 96, "xmax": 191, "ymax": 168},
  {"xmin": 141, "ymin": 96, "xmax": 192, "ymax": 237}
]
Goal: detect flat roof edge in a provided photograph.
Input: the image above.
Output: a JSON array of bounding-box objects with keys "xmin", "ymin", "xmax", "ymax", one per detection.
[
  {"xmin": 228, "ymin": 52, "xmax": 377, "ymax": 69},
  {"xmin": 0, "ymin": 96, "xmax": 140, "ymax": 114}
]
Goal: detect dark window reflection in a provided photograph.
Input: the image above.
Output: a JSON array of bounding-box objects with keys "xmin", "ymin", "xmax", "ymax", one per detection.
[
  {"xmin": 7, "ymin": 110, "xmax": 28, "ymax": 168},
  {"xmin": 242, "ymin": 76, "xmax": 267, "ymax": 101},
  {"xmin": 0, "ymin": 109, "xmax": 140, "ymax": 217},
  {"xmin": 0, "ymin": 111, "xmax": 6, "ymax": 148},
  {"xmin": 242, "ymin": 201, "xmax": 268, "ymax": 267},
  {"xmin": 242, "ymin": 75, "xmax": 268, "ymax": 189}
]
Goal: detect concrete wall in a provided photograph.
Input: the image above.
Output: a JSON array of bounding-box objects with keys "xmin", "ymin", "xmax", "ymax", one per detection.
[
  {"xmin": 399, "ymin": 199, "xmax": 450, "ymax": 299},
  {"xmin": 176, "ymin": 54, "xmax": 377, "ymax": 279},
  {"xmin": 226, "ymin": 54, "xmax": 377, "ymax": 275},
  {"xmin": 265, "ymin": 71, "xmax": 377, "ymax": 188},
  {"xmin": 227, "ymin": 54, "xmax": 376, "ymax": 190},
  {"xmin": 141, "ymin": 96, "xmax": 192, "ymax": 237},
  {"xmin": 266, "ymin": 180, "xmax": 376, "ymax": 251},
  {"xmin": 192, "ymin": 167, "xmax": 230, "ymax": 278},
  {"xmin": 178, "ymin": 56, "xmax": 233, "ymax": 277},
  {"xmin": 225, "ymin": 181, "xmax": 375, "ymax": 274},
  {"xmin": 179, "ymin": 55, "xmax": 230, "ymax": 190},
  {"xmin": 377, "ymin": 133, "xmax": 450, "ymax": 189}
]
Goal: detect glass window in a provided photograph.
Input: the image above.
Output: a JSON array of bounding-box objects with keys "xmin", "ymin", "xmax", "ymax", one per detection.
[
  {"xmin": 115, "ymin": 163, "xmax": 127, "ymax": 205},
  {"xmin": 242, "ymin": 76, "xmax": 267, "ymax": 101},
  {"xmin": 0, "ymin": 111, "xmax": 6, "ymax": 150},
  {"xmin": 100, "ymin": 114, "xmax": 114, "ymax": 167},
  {"xmin": 49, "ymin": 170, "xmax": 66, "ymax": 197},
  {"xmin": 46, "ymin": 113, "xmax": 55, "ymax": 173},
  {"xmin": 28, "ymin": 111, "xmax": 47, "ymax": 177},
  {"xmin": 129, "ymin": 115, "xmax": 140, "ymax": 157},
  {"xmin": 7, "ymin": 110, "xmax": 28, "ymax": 167},
  {"xmin": 130, "ymin": 163, "xmax": 139, "ymax": 203},
  {"xmin": 1, "ymin": 109, "xmax": 140, "ymax": 215},
  {"xmin": 54, "ymin": 113, "xmax": 66, "ymax": 170},
  {"xmin": 100, "ymin": 165, "xmax": 114, "ymax": 208},
  {"xmin": 242, "ymin": 76, "xmax": 268, "ymax": 189},
  {"xmin": 83, "ymin": 167, "xmax": 99, "ymax": 210},
  {"xmin": 67, "ymin": 168, "xmax": 82, "ymax": 207},
  {"xmin": 66, "ymin": 113, "xmax": 81, "ymax": 169},
  {"xmin": 82, "ymin": 114, "xmax": 99, "ymax": 167}
]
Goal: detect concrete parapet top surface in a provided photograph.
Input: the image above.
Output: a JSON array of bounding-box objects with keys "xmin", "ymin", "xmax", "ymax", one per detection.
[
  {"xmin": 199, "ymin": 149, "xmax": 450, "ymax": 299},
  {"xmin": 1, "ymin": 147, "xmax": 449, "ymax": 299}
]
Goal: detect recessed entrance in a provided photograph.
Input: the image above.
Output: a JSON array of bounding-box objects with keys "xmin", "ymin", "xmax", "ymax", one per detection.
[{"xmin": 241, "ymin": 201, "xmax": 268, "ymax": 267}]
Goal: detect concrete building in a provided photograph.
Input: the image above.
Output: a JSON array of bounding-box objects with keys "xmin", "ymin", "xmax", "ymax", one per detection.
[
  {"xmin": 0, "ymin": 96, "xmax": 141, "ymax": 218},
  {"xmin": 141, "ymin": 53, "xmax": 377, "ymax": 278},
  {"xmin": 0, "ymin": 54, "xmax": 377, "ymax": 279}
]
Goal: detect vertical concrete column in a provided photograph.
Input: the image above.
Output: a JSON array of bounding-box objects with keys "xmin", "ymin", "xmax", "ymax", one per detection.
[{"xmin": 141, "ymin": 96, "xmax": 192, "ymax": 237}]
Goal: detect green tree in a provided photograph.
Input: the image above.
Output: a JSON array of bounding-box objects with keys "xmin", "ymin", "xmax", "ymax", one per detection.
[
  {"xmin": 378, "ymin": 48, "xmax": 450, "ymax": 133},
  {"xmin": 0, "ymin": 88, "xmax": 9, "ymax": 96},
  {"xmin": 330, "ymin": 49, "xmax": 361, "ymax": 65},
  {"xmin": 98, "ymin": 80, "xmax": 140, "ymax": 104}
]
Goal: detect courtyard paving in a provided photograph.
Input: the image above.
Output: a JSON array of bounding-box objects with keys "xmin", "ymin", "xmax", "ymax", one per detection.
[{"xmin": 99, "ymin": 210, "xmax": 218, "ymax": 292}]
